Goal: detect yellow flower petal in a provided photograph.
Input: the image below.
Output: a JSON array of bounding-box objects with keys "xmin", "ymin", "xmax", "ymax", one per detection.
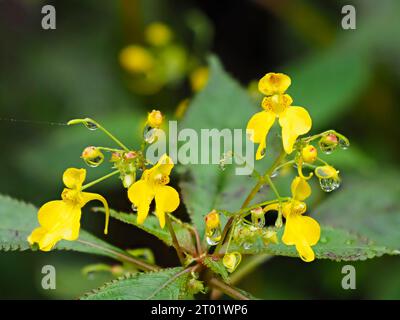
[
  {"xmin": 279, "ymin": 106, "xmax": 312, "ymax": 154},
  {"xmin": 246, "ymin": 111, "xmax": 276, "ymax": 160},
  {"xmin": 154, "ymin": 185, "xmax": 180, "ymax": 228},
  {"xmin": 291, "ymin": 177, "xmax": 311, "ymax": 201},
  {"xmin": 81, "ymin": 192, "xmax": 110, "ymax": 234},
  {"xmin": 62, "ymin": 168, "xmax": 86, "ymax": 189},
  {"xmin": 30, "ymin": 200, "xmax": 82, "ymax": 251},
  {"xmin": 263, "ymin": 202, "xmax": 280, "ymax": 213},
  {"xmin": 145, "ymin": 154, "xmax": 174, "ymax": 183},
  {"xmin": 128, "ymin": 180, "xmax": 155, "ymax": 225},
  {"xmin": 258, "ymin": 73, "xmax": 291, "ymax": 95},
  {"xmin": 282, "ymin": 214, "xmax": 320, "ymax": 262}
]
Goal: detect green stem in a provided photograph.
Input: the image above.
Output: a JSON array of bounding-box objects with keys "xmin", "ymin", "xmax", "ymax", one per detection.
[
  {"xmin": 165, "ymin": 214, "xmax": 186, "ymax": 265},
  {"xmin": 97, "ymin": 147, "xmax": 124, "ymax": 153},
  {"xmin": 68, "ymin": 118, "xmax": 130, "ymax": 151},
  {"xmin": 215, "ymin": 150, "xmax": 286, "ymax": 255},
  {"xmin": 264, "ymin": 175, "xmax": 281, "ymax": 200},
  {"xmin": 76, "ymin": 239, "xmax": 159, "ymax": 272},
  {"xmin": 209, "ymin": 277, "xmax": 250, "ymax": 300},
  {"xmin": 81, "ymin": 170, "xmax": 120, "ymax": 190}
]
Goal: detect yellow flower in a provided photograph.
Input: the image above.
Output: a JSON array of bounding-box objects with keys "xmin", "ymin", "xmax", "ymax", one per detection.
[
  {"xmin": 128, "ymin": 154, "xmax": 179, "ymax": 228},
  {"xmin": 147, "ymin": 109, "xmax": 164, "ymax": 128},
  {"xmin": 28, "ymin": 168, "xmax": 110, "ymax": 252},
  {"xmin": 247, "ymin": 72, "xmax": 312, "ymax": 159},
  {"xmin": 145, "ymin": 22, "xmax": 172, "ymax": 47},
  {"xmin": 301, "ymin": 145, "xmax": 318, "ymax": 163},
  {"xmin": 119, "ymin": 45, "xmax": 154, "ymax": 74},
  {"xmin": 264, "ymin": 177, "xmax": 320, "ymax": 262}
]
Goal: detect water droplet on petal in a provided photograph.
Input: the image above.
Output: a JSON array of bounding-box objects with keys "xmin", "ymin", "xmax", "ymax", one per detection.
[
  {"xmin": 223, "ymin": 252, "xmax": 242, "ymax": 273},
  {"xmin": 319, "ymin": 178, "xmax": 341, "ymax": 192},
  {"xmin": 131, "ymin": 204, "xmax": 138, "ymax": 212},
  {"xmin": 83, "ymin": 156, "xmax": 104, "ymax": 168},
  {"xmin": 206, "ymin": 227, "xmax": 222, "ymax": 246}
]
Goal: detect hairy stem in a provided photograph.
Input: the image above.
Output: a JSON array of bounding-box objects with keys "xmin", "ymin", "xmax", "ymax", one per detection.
[
  {"xmin": 77, "ymin": 240, "xmax": 159, "ymax": 272},
  {"xmin": 209, "ymin": 278, "xmax": 250, "ymax": 300},
  {"xmin": 165, "ymin": 214, "xmax": 186, "ymax": 265}
]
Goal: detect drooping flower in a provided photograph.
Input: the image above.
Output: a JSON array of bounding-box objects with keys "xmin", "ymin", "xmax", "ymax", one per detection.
[
  {"xmin": 247, "ymin": 73, "xmax": 312, "ymax": 159},
  {"xmin": 28, "ymin": 168, "xmax": 109, "ymax": 251},
  {"xmin": 264, "ymin": 177, "xmax": 320, "ymax": 262},
  {"xmin": 128, "ymin": 154, "xmax": 179, "ymax": 228}
]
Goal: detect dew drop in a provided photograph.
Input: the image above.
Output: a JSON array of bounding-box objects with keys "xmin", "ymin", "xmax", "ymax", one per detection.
[
  {"xmin": 270, "ymin": 170, "xmax": 279, "ymax": 178},
  {"xmin": 84, "ymin": 121, "xmax": 98, "ymax": 131},
  {"xmin": 83, "ymin": 156, "xmax": 103, "ymax": 168},
  {"xmin": 131, "ymin": 204, "xmax": 138, "ymax": 212},
  {"xmin": 319, "ymin": 178, "xmax": 341, "ymax": 192},
  {"xmin": 320, "ymin": 237, "xmax": 329, "ymax": 244},
  {"xmin": 251, "ymin": 215, "xmax": 265, "ymax": 229},
  {"xmin": 339, "ymin": 139, "xmax": 350, "ymax": 150},
  {"xmin": 206, "ymin": 227, "xmax": 222, "ymax": 246},
  {"xmin": 243, "ymin": 242, "xmax": 252, "ymax": 250},
  {"xmin": 319, "ymin": 142, "xmax": 336, "ymax": 155}
]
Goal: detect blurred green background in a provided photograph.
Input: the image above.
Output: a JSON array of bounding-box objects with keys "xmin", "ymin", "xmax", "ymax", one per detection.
[{"xmin": 1, "ymin": 0, "xmax": 400, "ymax": 299}]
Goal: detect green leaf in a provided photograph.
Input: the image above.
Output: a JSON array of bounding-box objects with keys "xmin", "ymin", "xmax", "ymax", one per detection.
[
  {"xmin": 203, "ymin": 257, "xmax": 229, "ymax": 281},
  {"xmin": 96, "ymin": 208, "xmax": 196, "ymax": 254},
  {"xmin": 179, "ymin": 56, "xmax": 274, "ymax": 237},
  {"xmin": 0, "ymin": 194, "xmax": 128, "ymax": 260},
  {"xmin": 232, "ymin": 226, "xmax": 393, "ymax": 262},
  {"xmin": 286, "ymin": 47, "xmax": 371, "ymax": 130},
  {"xmin": 81, "ymin": 267, "xmax": 190, "ymax": 300},
  {"xmin": 315, "ymin": 171, "xmax": 400, "ymax": 253}
]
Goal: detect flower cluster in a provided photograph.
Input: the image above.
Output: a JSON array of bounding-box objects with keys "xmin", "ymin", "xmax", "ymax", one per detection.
[
  {"xmin": 28, "ymin": 70, "xmax": 349, "ymax": 286},
  {"xmin": 119, "ymin": 22, "xmax": 208, "ymax": 94}
]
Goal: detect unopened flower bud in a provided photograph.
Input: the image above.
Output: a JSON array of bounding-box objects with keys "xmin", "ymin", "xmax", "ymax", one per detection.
[
  {"xmin": 319, "ymin": 133, "xmax": 339, "ymax": 154},
  {"xmin": 147, "ymin": 110, "xmax": 163, "ymax": 128},
  {"xmin": 110, "ymin": 152, "xmax": 122, "ymax": 162},
  {"xmin": 262, "ymin": 228, "xmax": 278, "ymax": 245},
  {"xmin": 205, "ymin": 210, "xmax": 220, "ymax": 230},
  {"xmin": 301, "ymin": 145, "xmax": 317, "ymax": 163},
  {"xmin": 223, "ymin": 252, "xmax": 242, "ymax": 273},
  {"xmin": 124, "ymin": 151, "xmax": 137, "ymax": 160},
  {"xmin": 81, "ymin": 146, "xmax": 104, "ymax": 167},
  {"xmin": 187, "ymin": 278, "xmax": 205, "ymax": 295}
]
